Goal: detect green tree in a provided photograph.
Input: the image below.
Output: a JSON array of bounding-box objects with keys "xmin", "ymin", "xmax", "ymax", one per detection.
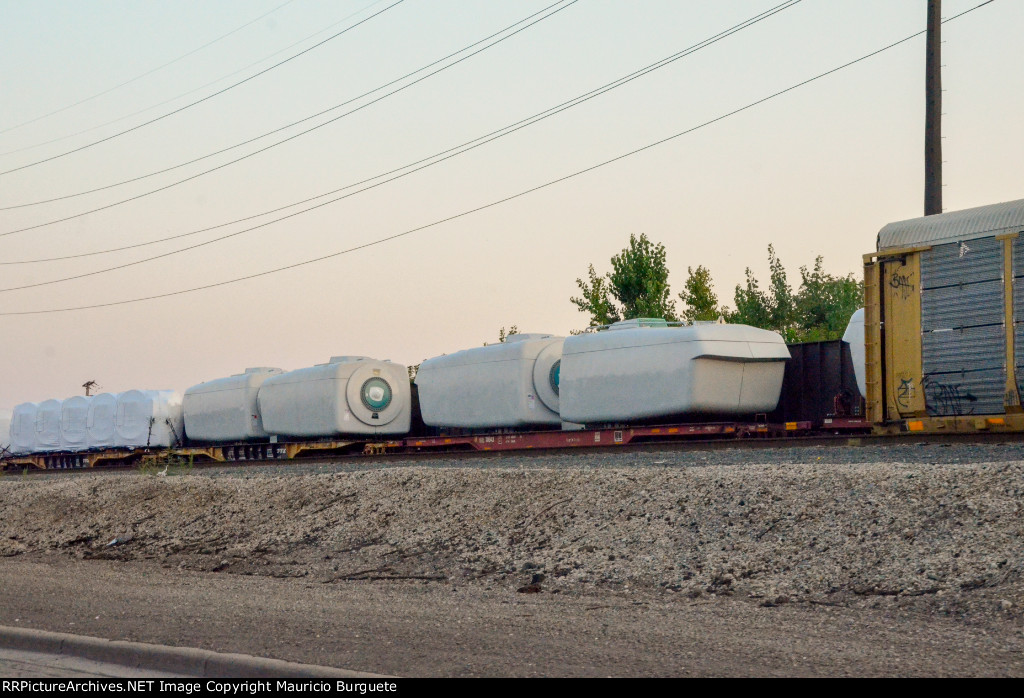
[
  {"xmin": 730, "ymin": 267, "xmax": 772, "ymax": 329},
  {"xmin": 609, "ymin": 234, "xmax": 677, "ymax": 321},
  {"xmin": 679, "ymin": 265, "xmax": 725, "ymax": 322},
  {"xmin": 729, "ymin": 245, "xmax": 796, "ymax": 338},
  {"xmin": 766, "ymin": 244, "xmax": 796, "ymax": 335},
  {"xmin": 571, "ymin": 264, "xmax": 622, "ymax": 328},
  {"xmin": 571, "ymin": 233, "xmax": 676, "ymax": 327},
  {"xmin": 730, "ymin": 246, "xmax": 862, "ymax": 342},
  {"xmin": 497, "ymin": 325, "xmax": 519, "ymax": 343},
  {"xmin": 792, "ymin": 257, "xmax": 863, "ymax": 341}
]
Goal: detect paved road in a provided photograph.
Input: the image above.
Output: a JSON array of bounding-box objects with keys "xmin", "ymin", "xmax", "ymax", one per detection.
[
  {"xmin": 1, "ymin": 556, "xmax": 1021, "ymax": 677},
  {"xmin": 0, "ymin": 647, "xmax": 185, "ymax": 678}
]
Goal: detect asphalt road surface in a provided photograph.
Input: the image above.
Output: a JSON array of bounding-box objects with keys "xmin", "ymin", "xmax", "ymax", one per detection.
[{"xmin": 1, "ymin": 556, "xmax": 1021, "ymax": 677}]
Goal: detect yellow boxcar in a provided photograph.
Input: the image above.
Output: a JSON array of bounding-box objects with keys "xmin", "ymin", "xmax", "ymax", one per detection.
[{"xmin": 864, "ymin": 198, "xmax": 1024, "ymax": 434}]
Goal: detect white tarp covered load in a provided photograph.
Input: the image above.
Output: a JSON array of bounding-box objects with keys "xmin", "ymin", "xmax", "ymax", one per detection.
[
  {"xmin": 114, "ymin": 390, "xmax": 184, "ymax": 448},
  {"xmin": 259, "ymin": 357, "xmax": 410, "ymax": 437},
  {"xmin": 60, "ymin": 396, "xmax": 91, "ymax": 452},
  {"xmin": 0, "ymin": 409, "xmax": 12, "ymax": 454},
  {"xmin": 183, "ymin": 367, "xmax": 283, "ymax": 442},
  {"xmin": 87, "ymin": 393, "xmax": 118, "ymax": 450},
  {"xmin": 415, "ymin": 334, "xmax": 564, "ymax": 428},
  {"xmin": 9, "ymin": 403, "xmax": 37, "ymax": 455},
  {"xmin": 560, "ymin": 320, "xmax": 790, "ymax": 424},
  {"xmin": 842, "ymin": 308, "xmax": 866, "ymax": 397},
  {"xmin": 35, "ymin": 399, "xmax": 63, "ymax": 452}
]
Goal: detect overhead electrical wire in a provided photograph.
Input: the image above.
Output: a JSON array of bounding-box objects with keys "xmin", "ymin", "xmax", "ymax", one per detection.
[
  {"xmin": 0, "ymin": 0, "xmax": 396, "ymax": 158},
  {"xmin": 0, "ymin": 0, "xmax": 299, "ymax": 136},
  {"xmin": 0, "ymin": 0, "xmax": 998, "ymax": 316},
  {"xmin": 0, "ymin": 0, "xmax": 407, "ymax": 176},
  {"xmin": 1, "ymin": 0, "xmax": 580, "ymax": 211},
  {"xmin": 0, "ymin": 0, "xmax": 803, "ymax": 267},
  {"xmin": 0, "ymin": 0, "xmax": 578, "ymax": 233}
]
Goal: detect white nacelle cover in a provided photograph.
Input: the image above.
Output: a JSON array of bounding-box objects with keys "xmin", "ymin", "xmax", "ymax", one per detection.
[
  {"xmin": 842, "ymin": 308, "xmax": 866, "ymax": 397},
  {"xmin": 114, "ymin": 390, "xmax": 184, "ymax": 448},
  {"xmin": 416, "ymin": 334, "xmax": 564, "ymax": 428},
  {"xmin": 60, "ymin": 396, "xmax": 91, "ymax": 452},
  {"xmin": 35, "ymin": 399, "xmax": 63, "ymax": 452},
  {"xmin": 87, "ymin": 393, "xmax": 119, "ymax": 450},
  {"xmin": 9, "ymin": 403, "xmax": 37, "ymax": 455},
  {"xmin": 559, "ymin": 322, "xmax": 790, "ymax": 424},
  {"xmin": 259, "ymin": 357, "xmax": 410, "ymax": 437},
  {"xmin": 0, "ymin": 408, "xmax": 12, "ymax": 453},
  {"xmin": 184, "ymin": 367, "xmax": 283, "ymax": 443}
]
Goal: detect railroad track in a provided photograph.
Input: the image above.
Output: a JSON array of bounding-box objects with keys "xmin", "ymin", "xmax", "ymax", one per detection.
[{"xmin": 6, "ymin": 427, "xmax": 1024, "ymax": 478}]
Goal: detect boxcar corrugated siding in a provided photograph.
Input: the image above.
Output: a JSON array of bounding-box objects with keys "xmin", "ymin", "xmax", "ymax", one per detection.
[{"xmin": 920, "ymin": 239, "xmax": 1006, "ymax": 415}]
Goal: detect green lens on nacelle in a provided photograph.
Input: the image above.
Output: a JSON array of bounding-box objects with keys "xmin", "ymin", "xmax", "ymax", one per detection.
[{"xmin": 360, "ymin": 377, "xmax": 392, "ymax": 411}]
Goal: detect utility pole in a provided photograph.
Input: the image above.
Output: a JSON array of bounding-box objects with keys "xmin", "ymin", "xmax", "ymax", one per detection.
[{"xmin": 925, "ymin": 0, "xmax": 942, "ymax": 215}]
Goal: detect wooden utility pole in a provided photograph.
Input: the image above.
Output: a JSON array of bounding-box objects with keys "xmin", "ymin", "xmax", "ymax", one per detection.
[{"xmin": 925, "ymin": 0, "xmax": 942, "ymax": 215}]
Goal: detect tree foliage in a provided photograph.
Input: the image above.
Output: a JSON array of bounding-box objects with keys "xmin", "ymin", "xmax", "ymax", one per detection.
[
  {"xmin": 571, "ymin": 264, "xmax": 622, "ymax": 327},
  {"xmin": 730, "ymin": 244, "xmax": 796, "ymax": 334},
  {"xmin": 608, "ymin": 234, "xmax": 677, "ymax": 321},
  {"xmin": 729, "ymin": 246, "xmax": 862, "ymax": 342},
  {"xmin": 569, "ymin": 235, "xmax": 861, "ymax": 342},
  {"xmin": 792, "ymin": 257, "xmax": 863, "ymax": 342},
  {"xmin": 497, "ymin": 325, "xmax": 519, "ymax": 343},
  {"xmin": 679, "ymin": 265, "xmax": 725, "ymax": 323},
  {"xmin": 571, "ymin": 234, "xmax": 676, "ymax": 327}
]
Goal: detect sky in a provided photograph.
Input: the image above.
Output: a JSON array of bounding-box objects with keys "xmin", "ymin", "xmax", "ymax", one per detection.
[{"xmin": 0, "ymin": 0, "xmax": 1021, "ymax": 408}]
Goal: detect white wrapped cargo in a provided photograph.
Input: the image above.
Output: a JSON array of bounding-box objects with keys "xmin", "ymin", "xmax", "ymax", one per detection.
[
  {"xmin": 183, "ymin": 367, "xmax": 283, "ymax": 442},
  {"xmin": 0, "ymin": 409, "xmax": 12, "ymax": 453},
  {"xmin": 87, "ymin": 393, "xmax": 118, "ymax": 450},
  {"xmin": 842, "ymin": 308, "xmax": 866, "ymax": 397},
  {"xmin": 35, "ymin": 399, "xmax": 63, "ymax": 452},
  {"xmin": 60, "ymin": 396, "xmax": 91, "ymax": 452},
  {"xmin": 9, "ymin": 403, "xmax": 37, "ymax": 455},
  {"xmin": 415, "ymin": 334, "xmax": 564, "ymax": 428},
  {"xmin": 559, "ymin": 320, "xmax": 790, "ymax": 424},
  {"xmin": 114, "ymin": 390, "xmax": 184, "ymax": 448},
  {"xmin": 259, "ymin": 357, "xmax": 410, "ymax": 437}
]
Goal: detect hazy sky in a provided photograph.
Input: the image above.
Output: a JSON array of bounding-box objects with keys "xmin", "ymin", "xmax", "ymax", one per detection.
[{"xmin": 1, "ymin": 0, "xmax": 1021, "ymax": 408}]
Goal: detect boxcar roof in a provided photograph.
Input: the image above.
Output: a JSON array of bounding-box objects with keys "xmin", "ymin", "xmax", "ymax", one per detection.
[{"xmin": 877, "ymin": 198, "xmax": 1024, "ymax": 250}]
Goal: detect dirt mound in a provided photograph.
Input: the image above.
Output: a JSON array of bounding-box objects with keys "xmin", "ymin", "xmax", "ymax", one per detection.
[{"xmin": 1, "ymin": 462, "xmax": 1021, "ymax": 616}]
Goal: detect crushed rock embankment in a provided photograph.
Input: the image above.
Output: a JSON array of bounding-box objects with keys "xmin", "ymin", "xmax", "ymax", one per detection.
[{"xmin": 0, "ymin": 462, "xmax": 1020, "ymax": 617}]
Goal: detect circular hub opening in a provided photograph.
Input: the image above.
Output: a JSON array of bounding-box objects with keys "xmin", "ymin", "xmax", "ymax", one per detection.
[{"xmin": 360, "ymin": 377, "xmax": 393, "ymax": 412}]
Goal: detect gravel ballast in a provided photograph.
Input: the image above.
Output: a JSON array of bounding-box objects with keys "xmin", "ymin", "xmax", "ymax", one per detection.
[{"xmin": 1, "ymin": 452, "xmax": 1021, "ymax": 619}]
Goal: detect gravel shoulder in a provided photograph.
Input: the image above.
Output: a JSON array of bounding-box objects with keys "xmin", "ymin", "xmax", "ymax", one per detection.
[{"xmin": 1, "ymin": 446, "xmax": 1022, "ymax": 675}]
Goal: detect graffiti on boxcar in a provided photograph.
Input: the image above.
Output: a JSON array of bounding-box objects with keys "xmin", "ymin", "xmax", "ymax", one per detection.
[
  {"xmin": 897, "ymin": 378, "xmax": 915, "ymax": 409},
  {"xmin": 888, "ymin": 270, "xmax": 916, "ymax": 301},
  {"xmin": 922, "ymin": 375, "xmax": 977, "ymax": 416}
]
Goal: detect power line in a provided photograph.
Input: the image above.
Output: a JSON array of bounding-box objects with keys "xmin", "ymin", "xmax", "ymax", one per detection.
[
  {"xmin": 0, "ymin": 0, "xmax": 998, "ymax": 316},
  {"xmin": 1, "ymin": 0, "xmax": 579, "ymax": 211},
  {"xmin": 0, "ymin": 0, "xmax": 578, "ymax": 234},
  {"xmin": 0, "ymin": 0, "xmax": 407, "ymax": 176},
  {"xmin": 1, "ymin": 0, "xmax": 802, "ymax": 267},
  {"xmin": 0, "ymin": 0, "xmax": 299, "ymax": 136},
  {"xmin": 0, "ymin": 0, "xmax": 394, "ymax": 158}
]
